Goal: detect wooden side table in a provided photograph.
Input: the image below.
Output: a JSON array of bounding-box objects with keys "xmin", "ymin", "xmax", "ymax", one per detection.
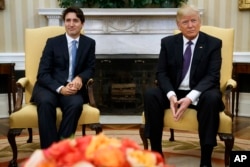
[
  {"xmin": 0, "ymin": 63, "xmax": 16, "ymax": 115},
  {"xmin": 232, "ymin": 63, "xmax": 250, "ymax": 117}
]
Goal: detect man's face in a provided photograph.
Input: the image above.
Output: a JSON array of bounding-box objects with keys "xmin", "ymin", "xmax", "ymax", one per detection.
[
  {"xmin": 177, "ymin": 13, "xmax": 201, "ymax": 40},
  {"xmin": 64, "ymin": 12, "xmax": 83, "ymax": 39}
]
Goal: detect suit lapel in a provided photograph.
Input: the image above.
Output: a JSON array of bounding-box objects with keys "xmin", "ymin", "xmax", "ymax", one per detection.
[
  {"xmin": 190, "ymin": 32, "xmax": 206, "ymax": 79},
  {"xmin": 60, "ymin": 34, "xmax": 69, "ymax": 63},
  {"xmin": 175, "ymin": 34, "xmax": 184, "ymax": 84},
  {"xmin": 74, "ymin": 35, "xmax": 87, "ymax": 72}
]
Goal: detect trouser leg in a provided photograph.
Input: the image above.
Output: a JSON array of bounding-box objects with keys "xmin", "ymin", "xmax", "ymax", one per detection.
[
  {"xmin": 196, "ymin": 88, "xmax": 223, "ymax": 166},
  {"xmin": 35, "ymin": 89, "xmax": 59, "ymax": 149},
  {"xmin": 58, "ymin": 93, "xmax": 83, "ymax": 139},
  {"xmin": 143, "ymin": 87, "xmax": 169, "ymax": 155}
]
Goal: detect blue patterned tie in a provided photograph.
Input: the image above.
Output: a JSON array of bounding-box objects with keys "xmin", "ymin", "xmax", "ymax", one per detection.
[
  {"xmin": 71, "ymin": 40, "xmax": 77, "ymax": 79},
  {"xmin": 181, "ymin": 41, "xmax": 193, "ymax": 81}
]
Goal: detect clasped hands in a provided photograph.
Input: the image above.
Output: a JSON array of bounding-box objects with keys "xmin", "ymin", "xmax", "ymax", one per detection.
[
  {"xmin": 60, "ymin": 76, "xmax": 83, "ymax": 96},
  {"xmin": 170, "ymin": 95, "xmax": 192, "ymax": 121}
]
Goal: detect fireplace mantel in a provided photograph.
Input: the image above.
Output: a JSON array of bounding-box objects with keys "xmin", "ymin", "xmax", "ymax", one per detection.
[
  {"xmin": 38, "ymin": 8, "xmax": 182, "ymax": 16},
  {"xmin": 38, "ymin": 8, "xmax": 203, "ymax": 55}
]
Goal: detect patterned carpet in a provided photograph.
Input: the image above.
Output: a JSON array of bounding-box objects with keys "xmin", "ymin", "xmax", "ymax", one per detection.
[{"xmin": 1, "ymin": 129, "xmax": 249, "ymax": 167}]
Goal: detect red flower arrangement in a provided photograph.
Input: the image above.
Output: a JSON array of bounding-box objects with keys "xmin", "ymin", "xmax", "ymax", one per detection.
[{"xmin": 22, "ymin": 133, "xmax": 173, "ymax": 167}]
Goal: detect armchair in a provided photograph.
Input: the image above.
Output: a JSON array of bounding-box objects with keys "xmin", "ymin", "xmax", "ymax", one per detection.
[
  {"xmin": 7, "ymin": 26, "xmax": 102, "ymax": 167},
  {"xmin": 139, "ymin": 26, "xmax": 236, "ymax": 167}
]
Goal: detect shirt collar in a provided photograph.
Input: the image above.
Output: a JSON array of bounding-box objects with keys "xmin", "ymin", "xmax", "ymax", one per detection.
[
  {"xmin": 65, "ymin": 33, "xmax": 80, "ymax": 44},
  {"xmin": 183, "ymin": 34, "xmax": 199, "ymax": 46}
]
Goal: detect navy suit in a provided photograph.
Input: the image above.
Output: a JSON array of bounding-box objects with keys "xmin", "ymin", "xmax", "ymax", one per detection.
[
  {"xmin": 31, "ymin": 34, "xmax": 95, "ymax": 148},
  {"xmin": 144, "ymin": 31, "xmax": 225, "ymax": 154}
]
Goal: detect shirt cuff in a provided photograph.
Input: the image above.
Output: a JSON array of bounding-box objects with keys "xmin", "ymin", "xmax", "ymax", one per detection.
[
  {"xmin": 56, "ymin": 86, "xmax": 64, "ymax": 94},
  {"xmin": 186, "ymin": 90, "xmax": 201, "ymax": 105},
  {"xmin": 167, "ymin": 91, "xmax": 176, "ymax": 100}
]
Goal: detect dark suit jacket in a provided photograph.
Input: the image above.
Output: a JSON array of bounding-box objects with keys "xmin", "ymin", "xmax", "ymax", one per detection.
[
  {"xmin": 157, "ymin": 31, "xmax": 222, "ymax": 95},
  {"xmin": 31, "ymin": 33, "xmax": 95, "ymax": 101}
]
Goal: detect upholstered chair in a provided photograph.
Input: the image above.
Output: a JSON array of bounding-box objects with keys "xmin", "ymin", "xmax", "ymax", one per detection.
[
  {"xmin": 139, "ymin": 26, "xmax": 236, "ymax": 167},
  {"xmin": 7, "ymin": 26, "xmax": 102, "ymax": 167}
]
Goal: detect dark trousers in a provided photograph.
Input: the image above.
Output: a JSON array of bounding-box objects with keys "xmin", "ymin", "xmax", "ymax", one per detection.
[
  {"xmin": 32, "ymin": 87, "xmax": 83, "ymax": 149},
  {"xmin": 143, "ymin": 87, "xmax": 223, "ymax": 154}
]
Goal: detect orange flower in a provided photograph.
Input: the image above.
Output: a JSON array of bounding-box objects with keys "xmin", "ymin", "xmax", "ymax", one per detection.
[
  {"xmin": 93, "ymin": 146, "xmax": 129, "ymax": 167},
  {"xmin": 85, "ymin": 133, "xmax": 121, "ymax": 160},
  {"xmin": 23, "ymin": 133, "xmax": 172, "ymax": 167}
]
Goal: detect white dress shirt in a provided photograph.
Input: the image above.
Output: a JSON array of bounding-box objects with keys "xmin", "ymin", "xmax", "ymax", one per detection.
[
  {"xmin": 56, "ymin": 34, "xmax": 79, "ymax": 93},
  {"xmin": 167, "ymin": 35, "xmax": 201, "ymax": 105}
]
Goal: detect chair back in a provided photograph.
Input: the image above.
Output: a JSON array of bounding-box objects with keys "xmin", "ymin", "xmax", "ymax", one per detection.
[
  {"xmin": 24, "ymin": 26, "xmax": 66, "ymax": 103},
  {"xmin": 174, "ymin": 26, "xmax": 234, "ymax": 92}
]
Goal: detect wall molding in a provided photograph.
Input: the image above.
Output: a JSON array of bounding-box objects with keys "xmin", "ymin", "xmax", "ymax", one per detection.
[{"xmin": 0, "ymin": 52, "xmax": 25, "ymax": 70}]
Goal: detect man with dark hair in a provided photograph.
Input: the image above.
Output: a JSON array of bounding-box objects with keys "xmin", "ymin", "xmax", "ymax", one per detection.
[
  {"xmin": 143, "ymin": 3, "xmax": 224, "ymax": 167},
  {"xmin": 31, "ymin": 6, "xmax": 96, "ymax": 149}
]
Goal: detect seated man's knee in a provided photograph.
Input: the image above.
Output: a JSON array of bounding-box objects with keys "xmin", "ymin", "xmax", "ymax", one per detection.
[
  {"xmin": 144, "ymin": 88, "xmax": 161, "ymax": 99},
  {"xmin": 38, "ymin": 96, "xmax": 57, "ymax": 107},
  {"xmin": 66, "ymin": 96, "xmax": 84, "ymax": 109},
  {"xmin": 200, "ymin": 90, "xmax": 221, "ymax": 104}
]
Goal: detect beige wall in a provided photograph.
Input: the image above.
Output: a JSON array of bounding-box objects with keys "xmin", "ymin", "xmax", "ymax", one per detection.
[{"xmin": 0, "ymin": 0, "xmax": 249, "ymax": 52}]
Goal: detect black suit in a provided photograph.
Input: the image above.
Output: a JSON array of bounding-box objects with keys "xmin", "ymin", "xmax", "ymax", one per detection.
[
  {"xmin": 144, "ymin": 31, "xmax": 224, "ymax": 154},
  {"xmin": 31, "ymin": 34, "xmax": 95, "ymax": 148}
]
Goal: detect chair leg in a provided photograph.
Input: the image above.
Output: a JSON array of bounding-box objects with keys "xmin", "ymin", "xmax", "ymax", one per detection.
[
  {"xmin": 139, "ymin": 124, "xmax": 148, "ymax": 149},
  {"xmin": 218, "ymin": 133, "xmax": 234, "ymax": 167},
  {"xmin": 82, "ymin": 125, "xmax": 86, "ymax": 136},
  {"xmin": 82, "ymin": 123, "xmax": 103, "ymax": 136},
  {"xmin": 89, "ymin": 123, "xmax": 103, "ymax": 134},
  {"xmin": 169, "ymin": 128, "xmax": 175, "ymax": 141},
  {"xmin": 7, "ymin": 128, "xmax": 23, "ymax": 167},
  {"xmin": 27, "ymin": 128, "xmax": 33, "ymax": 143}
]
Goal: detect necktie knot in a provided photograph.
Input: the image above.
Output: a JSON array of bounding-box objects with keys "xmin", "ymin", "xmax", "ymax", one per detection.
[
  {"xmin": 187, "ymin": 40, "xmax": 193, "ymax": 46},
  {"xmin": 72, "ymin": 40, "xmax": 77, "ymax": 46}
]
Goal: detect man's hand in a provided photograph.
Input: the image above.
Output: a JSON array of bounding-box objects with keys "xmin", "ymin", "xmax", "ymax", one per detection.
[
  {"xmin": 70, "ymin": 76, "xmax": 83, "ymax": 90},
  {"xmin": 173, "ymin": 97, "xmax": 192, "ymax": 121},
  {"xmin": 170, "ymin": 95, "xmax": 178, "ymax": 119},
  {"xmin": 60, "ymin": 85, "xmax": 78, "ymax": 96},
  {"xmin": 60, "ymin": 76, "xmax": 83, "ymax": 96}
]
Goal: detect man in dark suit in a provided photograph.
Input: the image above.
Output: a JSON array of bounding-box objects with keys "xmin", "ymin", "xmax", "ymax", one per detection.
[
  {"xmin": 144, "ymin": 4, "xmax": 224, "ymax": 167},
  {"xmin": 31, "ymin": 7, "xmax": 96, "ymax": 149}
]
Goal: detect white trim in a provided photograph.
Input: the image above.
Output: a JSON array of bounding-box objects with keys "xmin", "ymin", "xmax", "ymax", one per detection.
[
  {"xmin": 0, "ymin": 52, "xmax": 25, "ymax": 70},
  {"xmin": 38, "ymin": 8, "xmax": 204, "ymax": 16},
  {"xmin": 233, "ymin": 52, "xmax": 250, "ymax": 63},
  {"xmin": 0, "ymin": 94, "xmax": 12, "ymax": 118},
  {"xmin": 237, "ymin": 93, "xmax": 250, "ymax": 117}
]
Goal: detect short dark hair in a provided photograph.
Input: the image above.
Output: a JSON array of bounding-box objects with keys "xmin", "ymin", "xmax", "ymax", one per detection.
[{"xmin": 62, "ymin": 6, "xmax": 85, "ymax": 23}]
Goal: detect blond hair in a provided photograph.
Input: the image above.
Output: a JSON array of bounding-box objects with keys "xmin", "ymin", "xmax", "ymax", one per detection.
[{"xmin": 176, "ymin": 3, "xmax": 200, "ymax": 22}]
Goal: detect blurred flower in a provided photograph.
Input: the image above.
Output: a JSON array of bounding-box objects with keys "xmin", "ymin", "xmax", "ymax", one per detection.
[{"xmin": 22, "ymin": 133, "xmax": 173, "ymax": 167}]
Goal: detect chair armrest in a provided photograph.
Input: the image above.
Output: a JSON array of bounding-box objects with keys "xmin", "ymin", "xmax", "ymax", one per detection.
[
  {"xmin": 86, "ymin": 78, "xmax": 96, "ymax": 107},
  {"xmin": 16, "ymin": 77, "xmax": 29, "ymax": 88},
  {"xmin": 226, "ymin": 78, "xmax": 237, "ymax": 89},
  {"xmin": 13, "ymin": 77, "xmax": 29, "ymax": 113},
  {"xmin": 223, "ymin": 78, "xmax": 237, "ymax": 117}
]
